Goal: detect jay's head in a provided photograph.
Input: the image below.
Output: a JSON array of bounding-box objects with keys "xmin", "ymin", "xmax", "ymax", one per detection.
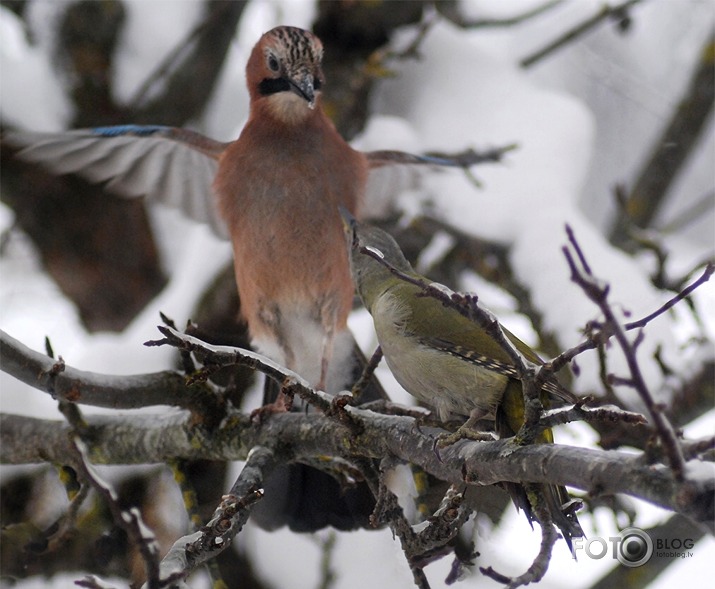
[{"xmin": 247, "ymin": 26, "xmax": 325, "ymax": 124}]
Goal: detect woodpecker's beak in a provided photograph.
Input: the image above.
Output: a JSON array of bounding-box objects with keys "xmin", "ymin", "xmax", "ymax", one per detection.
[
  {"xmin": 338, "ymin": 206, "xmax": 357, "ymax": 232},
  {"xmin": 338, "ymin": 206, "xmax": 359, "ymax": 250}
]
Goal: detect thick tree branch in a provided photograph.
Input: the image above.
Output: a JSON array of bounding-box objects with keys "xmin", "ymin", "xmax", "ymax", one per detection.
[
  {"xmin": 610, "ymin": 32, "xmax": 715, "ymax": 248},
  {"xmin": 2, "ymin": 409, "xmax": 711, "ymax": 528}
]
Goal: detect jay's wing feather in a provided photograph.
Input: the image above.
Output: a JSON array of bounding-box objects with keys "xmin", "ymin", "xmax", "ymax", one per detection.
[
  {"xmin": 363, "ymin": 147, "xmax": 515, "ymax": 217},
  {"xmin": 366, "ymin": 147, "xmax": 513, "ymax": 169},
  {"xmin": 363, "ymin": 150, "xmax": 442, "ymax": 218},
  {"xmin": 5, "ymin": 126, "xmax": 230, "ymax": 239},
  {"xmin": 365, "ymin": 150, "xmax": 468, "ymax": 169}
]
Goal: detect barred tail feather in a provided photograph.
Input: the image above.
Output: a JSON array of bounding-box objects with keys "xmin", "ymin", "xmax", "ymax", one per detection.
[{"xmin": 496, "ymin": 382, "xmax": 584, "ymax": 554}]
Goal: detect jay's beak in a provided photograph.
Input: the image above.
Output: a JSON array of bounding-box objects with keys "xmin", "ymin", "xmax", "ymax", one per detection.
[{"xmin": 289, "ymin": 73, "xmax": 316, "ymax": 109}]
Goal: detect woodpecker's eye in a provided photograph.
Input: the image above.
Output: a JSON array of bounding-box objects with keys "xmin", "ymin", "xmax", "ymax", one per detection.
[
  {"xmin": 313, "ymin": 77, "xmax": 323, "ymax": 91},
  {"xmin": 268, "ymin": 55, "xmax": 280, "ymax": 72}
]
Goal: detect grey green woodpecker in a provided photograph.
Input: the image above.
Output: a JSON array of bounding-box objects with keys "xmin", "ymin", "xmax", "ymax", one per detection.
[{"xmin": 341, "ymin": 210, "xmax": 584, "ymax": 552}]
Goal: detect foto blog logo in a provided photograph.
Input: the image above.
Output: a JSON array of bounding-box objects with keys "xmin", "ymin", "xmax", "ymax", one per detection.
[
  {"xmin": 573, "ymin": 527, "xmax": 653, "ymax": 567},
  {"xmin": 573, "ymin": 527, "xmax": 696, "ymax": 567}
]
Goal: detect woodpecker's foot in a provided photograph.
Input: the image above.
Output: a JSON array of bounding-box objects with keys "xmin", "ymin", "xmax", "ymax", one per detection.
[
  {"xmin": 435, "ymin": 426, "xmax": 495, "ymax": 449},
  {"xmin": 433, "ymin": 407, "xmax": 493, "ymax": 449},
  {"xmin": 251, "ymin": 390, "xmax": 293, "ymax": 423},
  {"xmin": 412, "ymin": 414, "xmax": 428, "ymax": 437}
]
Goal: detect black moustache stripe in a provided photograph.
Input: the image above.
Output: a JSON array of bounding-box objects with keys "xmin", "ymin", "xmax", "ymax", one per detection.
[{"xmin": 259, "ymin": 77, "xmax": 291, "ymax": 97}]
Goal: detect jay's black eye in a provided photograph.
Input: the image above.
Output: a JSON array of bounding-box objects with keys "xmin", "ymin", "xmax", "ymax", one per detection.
[{"xmin": 268, "ymin": 55, "xmax": 280, "ymax": 72}]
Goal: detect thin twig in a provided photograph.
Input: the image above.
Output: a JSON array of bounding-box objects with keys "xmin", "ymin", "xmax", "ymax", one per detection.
[
  {"xmin": 540, "ymin": 403, "xmax": 647, "ymax": 430},
  {"xmin": 147, "ymin": 325, "xmax": 332, "ymax": 413},
  {"xmin": 563, "ymin": 225, "xmax": 687, "ymax": 481},
  {"xmin": 316, "ymin": 532, "xmax": 338, "ymax": 589},
  {"xmin": 45, "ymin": 480, "xmax": 90, "ymax": 553},
  {"xmin": 128, "ymin": 4, "xmax": 232, "ymax": 109},
  {"xmin": 376, "ymin": 480, "xmax": 469, "ymax": 587},
  {"xmin": 71, "ymin": 438, "xmax": 162, "ymax": 588},
  {"xmin": 681, "ymin": 436, "xmax": 715, "ymax": 460},
  {"xmin": 169, "ymin": 460, "xmax": 203, "ymax": 531},
  {"xmin": 156, "ymin": 447, "xmax": 274, "ymax": 584},
  {"xmin": 658, "ymin": 190, "xmax": 715, "ymax": 235},
  {"xmin": 446, "ymin": 0, "xmax": 566, "ymax": 28},
  {"xmin": 383, "ymin": 9, "xmax": 439, "ymax": 61},
  {"xmin": 521, "ymin": 0, "xmax": 644, "ymax": 68},
  {"xmin": 610, "ymin": 32, "xmax": 714, "ymax": 248},
  {"xmin": 351, "ymin": 345, "xmax": 383, "ymax": 402},
  {"xmin": 507, "ymin": 492, "xmax": 558, "ymax": 588},
  {"xmin": 168, "ymin": 460, "xmax": 226, "ymax": 586},
  {"xmin": 479, "ymin": 478, "xmax": 572, "ymax": 586},
  {"xmin": 624, "ymin": 262, "xmax": 714, "ymax": 330}
]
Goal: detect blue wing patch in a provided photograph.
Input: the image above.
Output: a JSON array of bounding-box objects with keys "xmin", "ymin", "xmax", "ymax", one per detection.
[{"xmin": 91, "ymin": 125, "xmax": 169, "ymax": 137}]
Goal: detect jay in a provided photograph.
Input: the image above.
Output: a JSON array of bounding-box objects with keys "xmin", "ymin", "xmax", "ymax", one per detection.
[{"xmin": 7, "ymin": 25, "xmax": 489, "ymax": 531}]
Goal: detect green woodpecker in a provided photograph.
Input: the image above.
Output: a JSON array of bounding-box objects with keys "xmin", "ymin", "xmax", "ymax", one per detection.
[{"xmin": 343, "ymin": 212, "xmax": 583, "ymax": 551}]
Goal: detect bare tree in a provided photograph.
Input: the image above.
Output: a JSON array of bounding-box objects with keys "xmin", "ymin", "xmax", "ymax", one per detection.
[{"xmin": 1, "ymin": 2, "xmax": 712, "ymax": 588}]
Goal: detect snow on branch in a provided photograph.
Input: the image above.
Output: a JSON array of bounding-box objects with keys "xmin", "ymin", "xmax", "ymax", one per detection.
[{"xmin": 1, "ymin": 225, "xmax": 713, "ymax": 587}]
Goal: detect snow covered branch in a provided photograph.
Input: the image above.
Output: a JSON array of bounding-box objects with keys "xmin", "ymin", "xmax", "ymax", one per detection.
[
  {"xmin": 2, "ymin": 344, "xmax": 711, "ymax": 525},
  {"xmin": 156, "ymin": 447, "xmax": 272, "ymax": 585},
  {"xmin": 0, "ymin": 330, "xmax": 221, "ymax": 415},
  {"xmin": 2, "ymin": 314, "xmax": 713, "ymax": 588}
]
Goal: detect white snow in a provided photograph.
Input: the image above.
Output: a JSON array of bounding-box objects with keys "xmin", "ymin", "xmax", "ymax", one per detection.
[{"xmin": 1, "ymin": 1, "xmax": 713, "ymax": 588}]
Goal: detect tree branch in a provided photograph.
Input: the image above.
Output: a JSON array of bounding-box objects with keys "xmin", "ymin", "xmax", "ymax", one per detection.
[
  {"xmin": 563, "ymin": 226, "xmax": 687, "ymax": 481},
  {"xmin": 610, "ymin": 32, "xmax": 715, "ymax": 248},
  {"xmin": 145, "ymin": 325, "xmax": 333, "ymax": 413},
  {"xmin": 520, "ymin": 0, "xmax": 644, "ymax": 68},
  {"xmin": 624, "ymin": 262, "xmax": 714, "ymax": 330},
  {"xmin": 2, "ymin": 409, "xmax": 711, "ymax": 528},
  {"xmin": 0, "ymin": 329, "xmax": 221, "ymax": 416},
  {"xmin": 156, "ymin": 447, "xmax": 273, "ymax": 585},
  {"xmin": 481, "ymin": 488, "xmax": 558, "ymax": 588},
  {"xmin": 71, "ymin": 438, "xmax": 161, "ymax": 588},
  {"xmin": 441, "ymin": 0, "xmax": 566, "ymax": 29}
]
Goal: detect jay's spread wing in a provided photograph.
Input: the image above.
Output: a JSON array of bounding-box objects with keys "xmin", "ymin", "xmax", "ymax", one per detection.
[
  {"xmin": 363, "ymin": 146, "xmax": 515, "ymax": 218},
  {"xmin": 365, "ymin": 146, "xmax": 515, "ymax": 169},
  {"xmin": 5, "ymin": 125, "xmax": 230, "ymax": 239}
]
